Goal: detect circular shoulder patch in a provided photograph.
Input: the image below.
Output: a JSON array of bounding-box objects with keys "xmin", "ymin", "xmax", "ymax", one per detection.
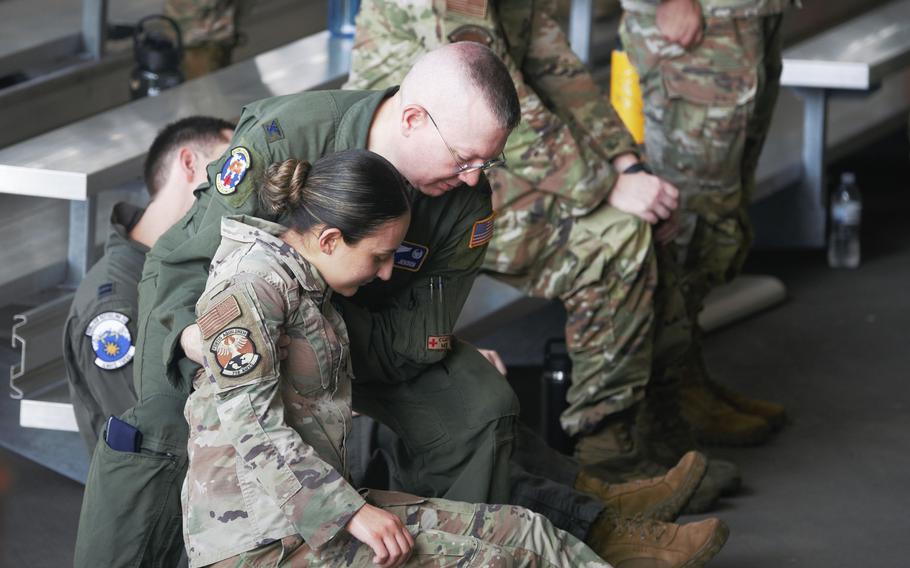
[
  {"xmin": 84, "ymin": 312, "xmax": 135, "ymax": 370},
  {"xmin": 215, "ymin": 147, "xmax": 252, "ymax": 195},
  {"xmin": 210, "ymin": 327, "xmax": 262, "ymax": 377}
]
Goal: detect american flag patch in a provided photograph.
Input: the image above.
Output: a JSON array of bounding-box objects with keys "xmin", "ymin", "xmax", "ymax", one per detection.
[
  {"xmin": 446, "ymin": 0, "xmax": 487, "ymax": 18},
  {"xmin": 198, "ymin": 295, "xmax": 241, "ymax": 339},
  {"xmin": 468, "ymin": 212, "xmax": 495, "ymax": 248}
]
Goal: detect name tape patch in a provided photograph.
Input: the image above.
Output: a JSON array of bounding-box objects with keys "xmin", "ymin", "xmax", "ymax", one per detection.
[
  {"xmin": 468, "ymin": 212, "xmax": 495, "ymax": 248},
  {"xmin": 394, "ymin": 241, "xmax": 429, "ymax": 272},
  {"xmin": 85, "ymin": 312, "xmax": 135, "ymax": 370},
  {"xmin": 216, "ymin": 147, "xmax": 251, "ymax": 195},
  {"xmin": 427, "ymin": 335, "xmax": 454, "ymax": 351}
]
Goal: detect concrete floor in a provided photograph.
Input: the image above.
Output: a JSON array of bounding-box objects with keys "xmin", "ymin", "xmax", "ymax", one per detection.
[{"xmin": 2, "ymin": 136, "xmax": 909, "ymax": 567}]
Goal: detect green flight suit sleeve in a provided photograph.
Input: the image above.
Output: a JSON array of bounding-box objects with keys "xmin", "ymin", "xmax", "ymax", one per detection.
[
  {"xmin": 342, "ymin": 185, "xmax": 492, "ymax": 383},
  {"xmin": 199, "ymin": 273, "xmax": 364, "ymax": 548},
  {"xmin": 63, "ymin": 308, "xmax": 105, "ymax": 453},
  {"xmin": 63, "ymin": 296, "xmax": 139, "ymax": 453},
  {"xmin": 522, "ymin": 0, "xmax": 640, "ymax": 164}
]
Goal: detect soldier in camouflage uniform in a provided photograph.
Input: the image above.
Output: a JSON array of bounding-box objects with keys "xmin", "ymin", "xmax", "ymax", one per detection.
[
  {"xmin": 185, "ymin": 150, "xmax": 616, "ymax": 568},
  {"xmin": 620, "ymin": 0, "xmax": 790, "ymax": 444},
  {"xmin": 164, "ymin": 0, "xmax": 239, "ymax": 79},
  {"xmin": 344, "ymin": 0, "xmax": 743, "ymax": 500}
]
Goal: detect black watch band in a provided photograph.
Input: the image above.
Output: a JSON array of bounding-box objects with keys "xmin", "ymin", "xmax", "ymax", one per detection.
[{"xmin": 622, "ymin": 162, "xmax": 652, "ymax": 175}]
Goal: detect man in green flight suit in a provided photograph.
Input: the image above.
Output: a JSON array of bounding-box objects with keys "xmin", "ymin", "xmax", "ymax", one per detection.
[
  {"xmin": 62, "ymin": 116, "xmax": 233, "ymax": 454},
  {"xmin": 76, "ymin": 43, "xmax": 524, "ymax": 568},
  {"xmin": 344, "ymin": 0, "xmax": 742, "ymax": 508}
]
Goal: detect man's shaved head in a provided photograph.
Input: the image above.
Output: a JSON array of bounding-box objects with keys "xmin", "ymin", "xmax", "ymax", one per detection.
[{"xmin": 400, "ymin": 42, "xmax": 520, "ymax": 131}]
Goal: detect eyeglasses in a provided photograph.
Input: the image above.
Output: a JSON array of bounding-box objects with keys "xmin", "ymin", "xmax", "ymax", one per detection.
[{"xmin": 422, "ymin": 107, "xmax": 506, "ymax": 175}]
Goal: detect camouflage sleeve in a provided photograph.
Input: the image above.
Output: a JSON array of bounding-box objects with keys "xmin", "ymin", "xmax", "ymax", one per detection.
[
  {"xmin": 342, "ymin": 187, "xmax": 492, "ymax": 383},
  {"xmin": 523, "ymin": 0, "xmax": 640, "ymax": 163},
  {"xmin": 198, "ymin": 273, "xmax": 365, "ymax": 548},
  {"xmin": 343, "ymin": 0, "xmax": 436, "ymax": 90}
]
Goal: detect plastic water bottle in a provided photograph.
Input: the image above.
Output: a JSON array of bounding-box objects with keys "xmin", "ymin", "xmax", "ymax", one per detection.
[
  {"xmin": 328, "ymin": 0, "xmax": 361, "ymax": 38},
  {"xmin": 828, "ymin": 172, "xmax": 862, "ymax": 268}
]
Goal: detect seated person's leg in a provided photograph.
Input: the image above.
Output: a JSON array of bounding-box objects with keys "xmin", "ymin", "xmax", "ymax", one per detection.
[{"xmin": 352, "ymin": 340, "xmax": 519, "ymax": 504}]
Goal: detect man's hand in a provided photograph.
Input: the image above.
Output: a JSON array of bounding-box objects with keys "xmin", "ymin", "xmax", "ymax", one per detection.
[
  {"xmin": 346, "ymin": 504, "xmax": 414, "ymax": 568},
  {"xmin": 181, "ymin": 324, "xmax": 292, "ymax": 364},
  {"xmin": 656, "ymin": 0, "xmax": 703, "ymax": 48},
  {"xmin": 477, "ymin": 348, "xmax": 507, "ymax": 376},
  {"xmin": 608, "ymin": 170, "xmax": 680, "ymax": 224}
]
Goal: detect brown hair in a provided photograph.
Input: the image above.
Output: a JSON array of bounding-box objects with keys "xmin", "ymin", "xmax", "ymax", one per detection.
[{"xmin": 258, "ymin": 149, "xmax": 411, "ymax": 245}]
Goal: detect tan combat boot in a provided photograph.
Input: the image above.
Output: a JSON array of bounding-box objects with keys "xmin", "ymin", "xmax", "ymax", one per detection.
[
  {"xmin": 680, "ymin": 381, "xmax": 772, "ymax": 446},
  {"xmin": 588, "ymin": 514, "xmax": 729, "ymax": 568},
  {"xmin": 707, "ymin": 378, "xmax": 787, "ymax": 429},
  {"xmin": 575, "ymin": 451, "xmax": 707, "ymax": 522},
  {"xmin": 575, "ymin": 407, "xmax": 669, "ymax": 481}
]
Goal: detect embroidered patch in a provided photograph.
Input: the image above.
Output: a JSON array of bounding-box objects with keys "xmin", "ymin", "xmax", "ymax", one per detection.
[
  {"xmin": 210, "ymin": 327, "xmax": 261, "ymax": 377},
  {"xmin": 427, "ymin": 335, "xmax": 454, "ymax": 351},
  {"xmin": 198, "ymin": 295, "xmax": 242, "ymax": 340},
  {"xmin": 468, "ymin": 212, "xmax": 495, "ymax": 248},
  {"xmin": 215, "ymin": 147, "xmax": 252, "ymax": 195},
  {"xmin": 262, "ymin": 119, "xmax": 284, "ymax": 144},
  {"xmin": 85, "ymin": 312, "xmax": 135, "ymax": 370},
  {"xmin": 446, "ymin": 0, "xmax": 488, "ymax": 18},
  {"xmin": 394, "ymin": 241, "xmax": 429, "ymax": 272},
  {"xmin": 97, "ymin": 283, "xmax": 114, "ymax": 298}
]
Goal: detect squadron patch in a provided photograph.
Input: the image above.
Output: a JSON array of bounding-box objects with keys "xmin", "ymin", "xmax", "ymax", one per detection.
[
  {"xmin": 210, "ymin": 327, "xmax": 261, "ymax": 377},
  {"xmin": 468, "ymin": 212, "xmax": 495, "ymax": 248},
  {"xmin": 394, "ymin": 241, "xmax": 429, "ymax": 272},
  {"xmin": 85, "ymin": 312, "xmax": 135, "ymax": 370},
  {"xmin": 427, "ymin": 335, "xmax": 454, "ymax": 351},
  {"xmin": 262, "ymin": 119, "xmax": 284, "ymax": 144},
  {"xmin": 215, "ymin": 147, "xmax": 251, "ymax": 195}
]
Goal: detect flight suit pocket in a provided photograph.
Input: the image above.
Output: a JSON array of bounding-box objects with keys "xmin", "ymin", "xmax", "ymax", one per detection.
[{"xmin": 76, "ymin": 437, "xmax": 184, "ymax": 567}]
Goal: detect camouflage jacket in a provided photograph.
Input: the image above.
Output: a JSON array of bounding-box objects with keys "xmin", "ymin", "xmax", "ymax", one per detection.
[
  {"xmin": 346, "ymin": 0, "xmax": 639, "ymax": 217},
  {"xmin": 621, "ymin": 0, "xmax": 794, "ymax": 18},
  {"xmin": 182, "ymin": 216, "xmax": 364, "ymax": 567}
]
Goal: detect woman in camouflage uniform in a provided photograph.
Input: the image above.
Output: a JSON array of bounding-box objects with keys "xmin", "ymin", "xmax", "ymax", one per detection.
[{"xmin": 183, "ymin": 149, "xmax": 612, "ymax": 568}]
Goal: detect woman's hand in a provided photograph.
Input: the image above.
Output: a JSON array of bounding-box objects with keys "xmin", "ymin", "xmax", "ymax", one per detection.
[{"xmin": 346, "ymin": 504, "xmax": 414, "ymax": 568}]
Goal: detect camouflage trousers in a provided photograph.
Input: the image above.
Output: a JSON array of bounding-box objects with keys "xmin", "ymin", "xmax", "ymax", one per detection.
[
  {"xmin": 206, "ymin": 490, "xmax": 610, "ymax": 567},
  {"xmin": 621, "ymin": 13, "xmax": 784, "ymax": 321},
  {"xmin": 486, "ymin": 192, "xmax": 658, "ymax": 436}
]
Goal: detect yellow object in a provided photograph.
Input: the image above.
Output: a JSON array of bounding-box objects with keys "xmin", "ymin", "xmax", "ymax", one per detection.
[{"xmin": 610, "ymin": 49, "xmax": 645, "ymax": 144}]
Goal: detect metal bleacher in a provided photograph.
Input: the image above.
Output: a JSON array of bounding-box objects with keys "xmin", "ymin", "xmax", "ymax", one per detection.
[{"xmin": 3, "ymin": 0, "xmax": 910, "ymax": 481}]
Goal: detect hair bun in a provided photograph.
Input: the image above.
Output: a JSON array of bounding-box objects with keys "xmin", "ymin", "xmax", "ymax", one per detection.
[{"xmin": 259, "ymin": 158, "xmax": 313, "ymax": 215}]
